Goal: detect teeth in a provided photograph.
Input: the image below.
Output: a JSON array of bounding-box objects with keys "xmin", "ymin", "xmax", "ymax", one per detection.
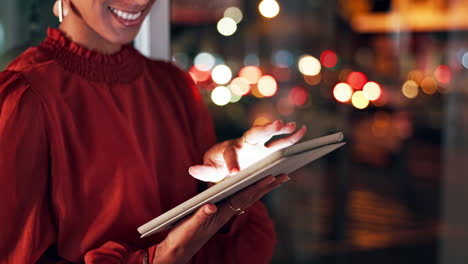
[{"xmin": 109, "ymin": 7, "xmax": 142, "ymax": 21}]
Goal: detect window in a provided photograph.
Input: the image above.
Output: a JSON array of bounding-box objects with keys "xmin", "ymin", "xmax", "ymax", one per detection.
[{"xmin": 170, "ymin": 0, "xmax": 468, "ymax": 263}]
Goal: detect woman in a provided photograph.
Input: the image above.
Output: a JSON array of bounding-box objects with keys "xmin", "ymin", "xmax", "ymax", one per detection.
[{"xmin": 0, "ymin": 0, "xmax": 306, "ymax": 263}]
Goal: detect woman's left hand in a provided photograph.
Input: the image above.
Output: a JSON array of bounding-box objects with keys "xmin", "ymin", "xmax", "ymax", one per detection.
[{"xmin": 189, "ymin": 120, "xmax": 307, "ymax": 182}]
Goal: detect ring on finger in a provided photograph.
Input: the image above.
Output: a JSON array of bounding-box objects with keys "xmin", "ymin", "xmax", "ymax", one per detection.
[{"xmin": 227, "ymin": 198, "xmax": 245, "ymax": 215}]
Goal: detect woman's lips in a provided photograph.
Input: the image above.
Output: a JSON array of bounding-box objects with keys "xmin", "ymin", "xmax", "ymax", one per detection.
[{"xmin": 108, "ymin": 6, "xmax": 144, "ymax": 27}]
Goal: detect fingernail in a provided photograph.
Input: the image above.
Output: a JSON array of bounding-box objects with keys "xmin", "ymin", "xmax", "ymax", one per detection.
[
  {"xmin": 204, "ymin": 204, "xmax": 217, "ymax": 214},
  {"xmin": 282, "ymin": 176, "xmax": 291, "ymax": 183},
  {"xmin": 230, "ymin": 167, "xmax": 240, "ymax": 174}
]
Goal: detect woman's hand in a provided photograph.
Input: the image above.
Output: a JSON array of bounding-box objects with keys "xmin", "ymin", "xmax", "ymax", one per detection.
[
  {"xmin": 189, "ymin": 120, "xmax": 307, "ymax": 182},
  {"xmin": 153, "ymin": 173, "xmax": 290, "ymax": 264}
]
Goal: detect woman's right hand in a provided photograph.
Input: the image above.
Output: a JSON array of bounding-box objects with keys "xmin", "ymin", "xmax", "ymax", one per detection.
[{"xmin": 152, "ymin": 174, "xmax": 289, "ymax": 264}]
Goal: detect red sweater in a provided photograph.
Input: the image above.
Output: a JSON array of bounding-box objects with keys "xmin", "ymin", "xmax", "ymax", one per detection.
[{"xmin": 0, "ymin": 28, "xmax": 276, "ymax": 263}]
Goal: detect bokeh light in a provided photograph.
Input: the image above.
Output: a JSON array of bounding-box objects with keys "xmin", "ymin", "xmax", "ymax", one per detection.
[
  {"xmin": 211, "ymin": 86, "xmax": 232, "ymax": 106},
  {"xmin": 194, "ymin": 52, "xmax": 216, "ymax": 71},
  {"xmin": 407, "ymin": 70, "xmax": 424, "ymax": 85},
  {"xmin": 362, "ymin": 81, "xmax": 382, "ymax": 101},
  {"xmin": 288, "ymin": 87, "xmax": 308, "ymax": 106},
  {"xmin": 351, "ymin": 91, "xmax": 370, "ymax": 109},
  {"xmin": 229, "ymin": 91, "xmax": 242, "ymax": 103},
  {"xmin": 402, "ymin": 80, "xmax": 419, "ymax": 99},
  {"xmin": 421, "ymin": 77, "xmax": 438, "ymax": 95},
  {"xmin": 298, "ymin": 55, "xmax": 321, "ymax": 76},
  {"xmin": 463, "ymin": 52, "xmax": 468, "ymax": 69},
  {"xmin": 372, "ymin": 111, "xmax": 391, "ymax": 138},
  {"xmin": 211, "ymin": 64, "xmax": 232, "ymax": 85},
  {"xmin": 230, "ymin": 77, "xmax": 251, "ymax": 96},
  {"xmin": 259, "ymin": 0, "xmax": 280, "ymax": 18},
  {"xmin": 433, "ymin": 65, "xmax": 451, "ymax": 84},
  {"xmin": 239, "ymin": 66, "xmax": 263, "ymax": 84},
  {"xmin": 257, "ymin": 75, "xmax": 278, "ymax": 97},
  {"xmin": 320, "ymin": 50, "xmax": 338, "ymax": 69},
  {"xmin": 273, "ymin": 50, "xmax": 294, "ymax": 68},
  {"xmin": 217, "ymin": 17, "xmax": 237, "ymax": 36},
  {"xmin": 277, "ymin": 97, "xmax": 295, "ymax": 116},
  {"xmin": 333, "ymin": 82, "xmax": 353, "ymax": 103},
  {"xmin": 304, "ymin": 74, "xmax": 321, "ymax": 86},
  {"xmin": 244, "ymin": 53, "xmax": 260, "ymax": 66},
  {"xmin": 347, "ymin": 71, "xmax": 368, "ymax": 90},
  {"xmin": 224, "ymin": 7, "xmax": 243, "ymax": 24},
  {"xmin": 251, "ymin": 86, "xmax": 264, "ymax": 98},
  {"xmin": 189, "ymin": 66, "xmax": 211, "ymax": 82}
]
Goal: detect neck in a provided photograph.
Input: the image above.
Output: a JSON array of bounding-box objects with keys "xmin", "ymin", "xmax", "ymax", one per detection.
[{"xmin": 59, "ymin": 15, "xmax": 122, "ymax": 55}]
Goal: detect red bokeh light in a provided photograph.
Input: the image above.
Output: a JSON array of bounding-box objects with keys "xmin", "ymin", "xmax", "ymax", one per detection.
[
  {"xmin": 320, "ymin": 50, "xmax": 338, "ymax": 69},
  {"xmin": 347, "ymin": 72, "xmax": 368, "ymax": 90},
  {"xmin": 189, "ymin": 66, "xmax": 211, "ymax": 83},
  {"xmin": 434, "ymin": 65, "xmax": 451, "ymax": 84},
  {"xmin": 288, "ymin": 87, "xmax": 308, "ymax": 106}
]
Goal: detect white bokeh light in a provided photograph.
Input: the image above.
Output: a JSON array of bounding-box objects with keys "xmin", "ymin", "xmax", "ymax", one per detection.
[
  {"xmin": 212, "ymin": 65, "xmax": 233, "ymax": 85},
  {"xmin": 211, "ymin": 86, "xmax": 232, "ymax": 106},
  {"xmin": 462, "ymin": 52, "xmax": 468, "ymax": 69},
  {"xmin": 224, "ymin": 7, "xmax": 243, "ymax": 24},
  {"xmin": 259, "ymin": 0, "xmax": 280, "ymax": 18},
  {"xmin": 217, "ymin": 17, "xmax": 237, "ymax": 36},
  {"xmin": 298, "ymin": 55, "xmax": 321, "ymax": 76}
]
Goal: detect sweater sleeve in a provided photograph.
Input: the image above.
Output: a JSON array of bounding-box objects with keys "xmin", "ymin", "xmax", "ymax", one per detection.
[{"xmin": 0, "ymin": 71, "xmax": 56, "ymax": 263}]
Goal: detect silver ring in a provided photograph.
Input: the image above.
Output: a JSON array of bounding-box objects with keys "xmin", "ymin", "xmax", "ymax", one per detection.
[{"xmin": 227, "ymin": 199, "xmax": 245, "ymax": 215}]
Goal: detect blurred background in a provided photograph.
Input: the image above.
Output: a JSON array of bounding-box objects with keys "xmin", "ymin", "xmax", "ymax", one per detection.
[{"xmin": 1, "ymin": 0, "xmax": 468, "ymax": 263}]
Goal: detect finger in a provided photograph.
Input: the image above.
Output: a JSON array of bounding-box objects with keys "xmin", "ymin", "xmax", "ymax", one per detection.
[
  {"xmin": 244, "ymin": 120, "xmax": 297, "ymax": 146},
  {"xmin": 173, "ymin": 204, "xmax": 217, "ymax": 233},
  {"xmin": 223, "ymin": 145, "xmax": 240, "ymax": 174},
  {"xmin": 253, "ymin": 174, "xmax": 291, "ymax": 200},
  {"xmin": 266, "ymin": 125, "xmax": 307, "ymax": 151},
  {"xmin": 189, "ymin": 165, "xmax": 228, "ymax": 183},
  {"xmin": 229, "ymin": 174, "xmax": 291, "ymax": 209}
]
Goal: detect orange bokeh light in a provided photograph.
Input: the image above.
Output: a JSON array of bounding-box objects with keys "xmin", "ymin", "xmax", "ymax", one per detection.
[
  {"xmin": 239, "ymin": 66, "xmax": 263, "ymax": 84},
  {"xmin": 230, "ymin": 77, "xmax": 251, "ymax": 96}
]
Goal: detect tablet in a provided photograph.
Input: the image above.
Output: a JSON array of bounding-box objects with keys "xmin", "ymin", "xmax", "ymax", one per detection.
[{"xmin": 138, "ymin": 132, "xmax": 345, "ymax": 238}]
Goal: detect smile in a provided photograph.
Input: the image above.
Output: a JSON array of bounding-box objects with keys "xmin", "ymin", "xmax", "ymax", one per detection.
[{"xmin": 109, "ymin": 7, "xmax": 143, "ymax": 21}]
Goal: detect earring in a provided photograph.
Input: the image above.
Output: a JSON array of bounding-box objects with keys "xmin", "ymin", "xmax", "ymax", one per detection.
[
  {"xmin": 54, "ymin": 0, "xmax": 68, "ymax": 22},
  {"xmin": 58, "ymin": 0, "xmax": 63, "ymax": 22}
]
